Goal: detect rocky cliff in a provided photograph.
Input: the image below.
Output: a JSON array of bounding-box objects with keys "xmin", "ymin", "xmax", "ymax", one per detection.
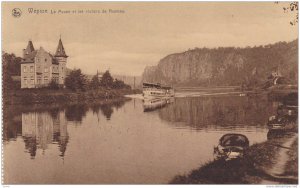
[{"xmin": 141, "ymin": 40, "xmax": 298, "ymax": 87}]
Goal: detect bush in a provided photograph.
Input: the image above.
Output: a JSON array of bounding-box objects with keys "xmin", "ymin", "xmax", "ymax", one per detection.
[{"xmin": 48, "ymin": 79, "xmax": 59, "ymax": 90}]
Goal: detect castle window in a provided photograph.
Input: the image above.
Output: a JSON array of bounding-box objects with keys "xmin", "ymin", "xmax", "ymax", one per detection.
[
  {"xmin": 31, "ymin": 78, "xmax": 34, "ymax": 84},
  {"xmin": 44, "ymin": 67, "xmax": 48, "ymax": 73},
  {"xmin": 30, "ymin": 66, "xmax": 34, "ymax": 73},
  {"xmin": 44, "ymin": 76, "xmax": 48, "ymax": 82},
  {"xmin": 24, "ymin": 77, "xmax": 27, "ymax": 84},
  {"xmin": 23, "ymin": 66, "xmax": 27, "ymax": 73},
  {"xmin": 45, "ymin": 58, "xmax": 47, "ymax": 62}
]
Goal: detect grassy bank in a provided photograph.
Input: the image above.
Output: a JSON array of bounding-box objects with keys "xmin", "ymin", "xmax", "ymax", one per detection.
[
  {"xmin": 3, "ymin": 88, "xmax": 141, "ymax": 105},
  {"xmin": 284, "ymin": 137, "xmax": 298, "ymax": 177},
  {"xmin": 170, "ymin": 133, "xmax": 297, "ymax": 184}
]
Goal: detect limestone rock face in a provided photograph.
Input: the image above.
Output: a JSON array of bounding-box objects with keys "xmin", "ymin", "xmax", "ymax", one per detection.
[{"xmin": 141, "ymin": 40, "xmax": 298, "ymax": 87}]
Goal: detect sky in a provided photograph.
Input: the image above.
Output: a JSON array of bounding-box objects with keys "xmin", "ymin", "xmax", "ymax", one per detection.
[{"xmin": 2, "ymin": 2, "xmax": 298, "ymax": 76}]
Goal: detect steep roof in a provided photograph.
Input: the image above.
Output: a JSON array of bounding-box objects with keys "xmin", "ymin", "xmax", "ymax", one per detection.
[
  {"xmin": 55, "ymin": 38, "xmax": 68, "ymax": 57},
  {"xmin": 22, "ymin": 50, "xmax": 37, "ymax": 63},
  {"xmin": 26, "ymin": 41, "xmax": 35, "ymax": 52}
]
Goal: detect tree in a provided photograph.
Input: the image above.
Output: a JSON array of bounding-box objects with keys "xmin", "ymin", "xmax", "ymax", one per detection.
[
  {"xmin": 100, "ymin": 70, "xmax": 114, "ymax": 88},
  {"xmin": 89, "ymin": 74, "xmax": 100, "ymax": 89},
  {"xmin": 112, "ymin": 79, "xmax": 131, "ymax": 89},
  {"xmin": 2, "ymin": 52, "xmax": 21, "ymax": 76},
  {"xmin": 2, "ymin": 52, "xmax": 22, "ymax": 92},
  {"xmin": 65, "ymin": 69, "xmax": 88, "ymax": 91}
]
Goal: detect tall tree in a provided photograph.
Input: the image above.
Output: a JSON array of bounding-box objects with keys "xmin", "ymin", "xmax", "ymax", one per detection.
[
  {"xmin": 89, "ymin": 74, "xmax": 100, "ymax": 89},
  {"xmin": 65, "ymin": 69, "xmax": 87, "ymax": 91},
  {"xmin": 2, "ymin": 52, "xmax": 22, "ymax": 91},
  {"xmin": 2, "ymin": 52, "xmax": 21, "ymax": 75},
  {"xmin": 100, "ymin": 70, "xmax": 114, "ymax": 88}
]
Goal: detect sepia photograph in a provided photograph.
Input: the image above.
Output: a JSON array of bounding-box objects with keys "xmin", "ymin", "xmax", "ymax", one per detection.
[{"xmin": 2, "ymin": 1, "xmax": 299, "ymax": 185}]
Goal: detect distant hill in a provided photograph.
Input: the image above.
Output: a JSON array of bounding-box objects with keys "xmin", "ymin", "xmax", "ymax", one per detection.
[{"xmin": 141, "ymin": 40, "xmax": 298, "ymax": 87}]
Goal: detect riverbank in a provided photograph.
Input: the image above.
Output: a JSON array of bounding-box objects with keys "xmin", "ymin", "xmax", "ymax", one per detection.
[
  {"xmin": 170, "ymin": 131, "xmax": 298, "ymax": 184},
  {"xmin": 3, "ymin": 88, "xmax": 141, "ymax": 105}
]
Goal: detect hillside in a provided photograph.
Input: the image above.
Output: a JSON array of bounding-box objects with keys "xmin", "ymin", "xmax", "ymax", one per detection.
[{"xmin": 141, "ymin": 40, "xmax": 298, "ymax": 87}]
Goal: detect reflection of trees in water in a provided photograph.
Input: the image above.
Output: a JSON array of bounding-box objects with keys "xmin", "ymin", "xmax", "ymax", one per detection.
[
  {"xmin": 4, "ymin": 99, "xmax": 129, "ymax": 142},
  {"xmin": 100, "ymin": 104, "xmax": 113, "ymax": 120},
  {"xmin": 3, "ymin": 105, "xmax": 22, "ymax": 142},
  {"xmin": 23, "ymin": 137, "xmax": 37, "ymax": 159},
  {"xmin": 49, "ymin": 107, "xmax": 60, "ymax": 119},
  {"xmin": 159, "ymin": 96, "xmax": 278, "ymax": 130},
  {"xmin": 5, "ymin": 99, "xmax": 128, "ymax": 158},
  {"xmin": 53, "ymin": 132, "xmax": 69, "ymax": 157},
  {"xmin": 91, "ymin": 100, "xmax": 126, "ymax": 120},
  {"xmin": 3, "ymin": 117, "xmax": 22, "ymax": 142},
  {"xmin": 65, "ymin": 104, "xmax": 89, "ymax": 123}
]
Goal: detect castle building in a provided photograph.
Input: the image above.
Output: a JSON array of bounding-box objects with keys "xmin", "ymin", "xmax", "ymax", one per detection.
[{"xmin": 20, "ymin": 38, "xmax": 68, "ymax": 88}]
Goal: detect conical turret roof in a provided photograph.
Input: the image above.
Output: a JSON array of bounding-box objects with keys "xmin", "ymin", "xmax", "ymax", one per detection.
[
  {"xmin": 26, "ymin": 40, "xmax": 35, "ymax": 52},
  {"xmin": 55, "ymin": 38, "xmax": 68, "ymax": 57}
]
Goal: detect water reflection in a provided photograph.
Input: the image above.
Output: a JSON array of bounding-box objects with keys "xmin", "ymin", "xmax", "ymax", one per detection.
[
  {"xmin": 91, "ymin": 100, "xmax": 127, "ymax": 120},
  {"xmin": 3, "ymin": 114, "xmax": 22, "ymax": 142},
  {"xmin": 143, "ymin": 98, "xmax": 174, "ymax": 112},
  {"xmin": 4, "ymin": 99, "xmax": 128, "ymax": 159},
  {"xmin": 158, "ymin": 96, "xmax": 279, "ymax": 130},
  {"xmin": 22, "ymin": 111, "xmax": 68, "ymax": 158},
  {"xmin": 65, "ymin": 104, "xmax": 88, "ymax": 123},
  {"xmin": 3, "ymin": 95, "xmax": 294, "ymax": 184}
]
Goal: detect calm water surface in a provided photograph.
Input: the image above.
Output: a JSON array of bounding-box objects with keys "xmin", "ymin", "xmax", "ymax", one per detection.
[{"xmin": 3, "ymin": 94, "xmax": 279, "ymax": 184}]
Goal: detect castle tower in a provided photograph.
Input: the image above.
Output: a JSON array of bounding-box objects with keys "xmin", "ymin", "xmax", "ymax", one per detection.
[
  {"xmin": 23, "ymin": 40, "xmax": 35, "ymax": 58},
  {"xmin": 54, "ymin": 38, "xmax": 68, "ymax": 85}
]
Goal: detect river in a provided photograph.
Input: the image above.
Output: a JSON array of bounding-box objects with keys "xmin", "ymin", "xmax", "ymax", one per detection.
[{"xmin": 3, "ymin": 92, "xmax": 280, "ymax": 184}]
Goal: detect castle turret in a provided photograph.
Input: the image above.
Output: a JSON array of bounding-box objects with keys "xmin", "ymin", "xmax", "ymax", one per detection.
[
  {"xmin": 55, "ymin": 38, "xmax": 68, "ymax": 58},
  {"xmin": 54, "ymin": 38, "xmax": 68, "ymax": 85},
  {"xmin": 23, "ymin": 40, "xmax": 35, "ymax": 58}
]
